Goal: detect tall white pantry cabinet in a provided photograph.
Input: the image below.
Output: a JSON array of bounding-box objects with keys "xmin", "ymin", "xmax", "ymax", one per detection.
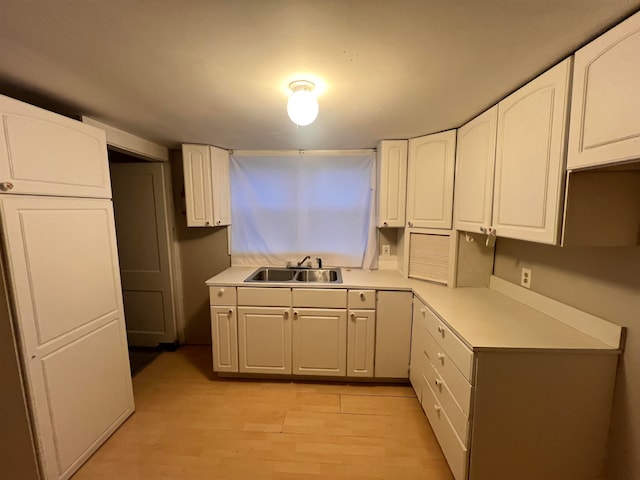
[{"xmin": 0, "ymin": 94, "xmax": 134, "ymax": 480}]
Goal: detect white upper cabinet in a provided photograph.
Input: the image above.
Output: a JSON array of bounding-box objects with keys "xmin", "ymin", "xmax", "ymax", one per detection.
[
  {"xmin": 376, "ymin": 140, "xmax": 408, "ymax": 227},
  {"xmin": 406, "ymin": 130, "xmax": 456, "ymax": 229},
  {"xmin": 492, "ymin": 58, "xmax": 572, "ymax": 245},
  {"xmin": 568, "ymin": 11, "xmax": 640, "ymax": 169},
  {"xmin": 182, "ymin": 143, "xmax": 231, "ymax": 227},
  {"xmin": 453, "ymin": 106, "xmax": 498, "ymax": 234},
  {"xmin": 0, "ymin": 94, "xmax": 111, "ymax": 198}
]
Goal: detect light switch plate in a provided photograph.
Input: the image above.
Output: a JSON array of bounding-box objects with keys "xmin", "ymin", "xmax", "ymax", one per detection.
[{"xmin": 382, "ymin": 244, "xmax": 391, "ymax": 256}]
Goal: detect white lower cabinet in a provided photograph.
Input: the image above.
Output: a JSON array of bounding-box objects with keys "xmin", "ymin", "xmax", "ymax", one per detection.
[
  {"xmin": 292, "ymin": 308, "xmax": 347, "ymax": 376},
  {"xmin": 410, "ymin": 296, "xmax": 619, "ymax": 480},
  {"xmin": 208, "ymin": 286, "xmax": 414, "ymax": 380},
  {"xmin": 375, "ymin": 290, "xmax": 413, "ymax": 378},
  {"xmin": 210, "ymin": 306, "xmax": 238, "ymax": 372},
  {"xmin": 238, "ymin": 307, "xmax": 292, "ymax": 374},
  {"xmin": 347, "ymin": 309, "xmax": 375, "ymax": 377}
]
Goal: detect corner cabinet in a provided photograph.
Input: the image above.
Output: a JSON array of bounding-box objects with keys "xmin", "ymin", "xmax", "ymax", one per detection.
[
  {"xmin": 453, "ymin": 107, "xmax": 498, "ymax": 234},
  {"xmin": 410, "ymin": 295, "xmax": 619, "ymax": 480},
  {"xmin": 182, "ymin": 143, "xmax": 231, "ymax": 227},
  {"xmin": 568, "ymin": 11, "xmax": 640, "ymax": 169},
  {"xmin": 492, "ymin": 57, "xmax": 572, "ymax": 245},
  {"xmin": 376, "ymin": 140, "xmax": 408, "ymax": 228},
  {"xmin": 406, "ymin": 130, "xmax": 456, "ymax": 229}
]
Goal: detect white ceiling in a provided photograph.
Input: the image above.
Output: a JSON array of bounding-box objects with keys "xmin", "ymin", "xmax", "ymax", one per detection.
[{"xmin": 0, "ymin": 1, "xmax": 639, "ymax": 151}]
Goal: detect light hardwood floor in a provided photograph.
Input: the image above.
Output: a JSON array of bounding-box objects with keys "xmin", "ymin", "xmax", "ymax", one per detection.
[{"xmin": 73, "ymin": 346, "xmax": 454, "ymax": 480}]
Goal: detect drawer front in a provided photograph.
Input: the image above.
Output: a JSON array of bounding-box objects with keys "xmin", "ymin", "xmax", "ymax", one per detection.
[
  {"xmin": 422, "ymin": 378, "xmax": 469, "ymax": 480},
  {"xmin": 293, "ymin": 288, "xmax": 347, "ymax": 308},
  {"xmin": 209, "ymin": 286, "xmax": 237, "ymax": 306},
  {"xmin": 417, "ymin": 301, "xmax": 474, "ymax": 381},
  {"xmin": 238, "ymin": 287, "xmax": 291, "ymax": 306},
  {"xmin": 423, "ymin": 328, "xmax": 473, "ymax": 414},
  {"xmin": 348, "ymin": 289, "xmax": 376, "ymax": 309},
  {"xmin": 423, "ymin": 360, "xmax": 470, "ymax": 445}
]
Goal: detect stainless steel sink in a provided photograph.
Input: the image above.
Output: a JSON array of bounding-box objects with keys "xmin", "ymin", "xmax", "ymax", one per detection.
[
  {"xmin": 245, "ymin": 267, "xmax": 342, "ymax": 283},
  {"xmin": 294, "ymin": 269, "xmax": 340, "ymax": 283},
  {"xmin": 245, "ymin": 267, "xmax": 297, "ymax": 282}
]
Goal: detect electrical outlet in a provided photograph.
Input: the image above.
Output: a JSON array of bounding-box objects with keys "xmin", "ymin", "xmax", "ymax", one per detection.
[
  {"xmin": 520, "ymin": 268, "xmax": 532, "ymax": 289},
  {"xmin": 382, "ymin": 244, "xmax": 391, "ymax": 256}
]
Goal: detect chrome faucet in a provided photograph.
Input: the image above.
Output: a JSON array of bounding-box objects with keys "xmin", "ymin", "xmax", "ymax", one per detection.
[
  {"xmin": 316, "ymin": 257, "xmax": 322, "ymax": 269},
  {"xmin": 297, "ymin": 255, "xmax": 311, "ymax": 267}
]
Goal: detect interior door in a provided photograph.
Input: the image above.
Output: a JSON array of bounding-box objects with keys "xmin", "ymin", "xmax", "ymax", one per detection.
[{"xmin": 110, "ymin": 161, "xmax": 177, "ymax": 346}]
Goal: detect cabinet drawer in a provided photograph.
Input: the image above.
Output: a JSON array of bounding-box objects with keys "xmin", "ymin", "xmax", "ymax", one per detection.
[
  {"xmin": 417, "ymin": 300, "xmax": 474, "ymax": 381},
  {"xmin": 423, "ymin": 360, "xmax": 470, "ymax": 445},
  {"xmin": 293, "ymin": 288, "xmax": 347, "ymax": 308},
  {"xmin": 209, "ymin": 286, "xmax": 237, "ymax": 306},
  {"xmin": 348, "ymin": 289, "xmax": 376, "ymax": 309},
  {"xmin": 422, "ymin": 378, "xmax": 468, "ymax": 480},
  {"xmin": 238, "ymin": 287, "xmax": 291, "ymax": 306},
  {"xmin": 423, "ymin": 328, "xmax": 472, "ymax": 414}
]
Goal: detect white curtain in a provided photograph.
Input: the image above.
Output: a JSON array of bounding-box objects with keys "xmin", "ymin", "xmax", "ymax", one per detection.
[{"xmin": 230, "ymin": 151, "xmax": 377, "ymax": 269}]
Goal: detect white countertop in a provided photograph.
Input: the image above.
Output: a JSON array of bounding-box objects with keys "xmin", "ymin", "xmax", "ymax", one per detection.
[{"xmin": 205, "ymin": 266, "xmax": 620, "ymax": 352}]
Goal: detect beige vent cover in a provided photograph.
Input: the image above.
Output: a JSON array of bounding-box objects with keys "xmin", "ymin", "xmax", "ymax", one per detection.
[{"xmin": 408, "ymin": 232, "xmax": 450, "ymax": 285}]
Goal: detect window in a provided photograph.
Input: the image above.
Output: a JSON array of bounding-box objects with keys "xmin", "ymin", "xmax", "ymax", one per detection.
[{"xmin": 230, "ymin": 151, "xmax": 376, "ymax": 268}]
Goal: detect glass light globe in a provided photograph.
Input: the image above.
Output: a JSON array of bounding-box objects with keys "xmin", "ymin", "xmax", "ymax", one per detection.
[{"xmin": 287, "ymin": 85, "xmax": 319, "ymax": 126}]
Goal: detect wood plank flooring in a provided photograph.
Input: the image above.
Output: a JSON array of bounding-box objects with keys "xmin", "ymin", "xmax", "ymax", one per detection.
[{"xmin": 73, "ymin": 346, "xmax": 453, "ymax": 480}]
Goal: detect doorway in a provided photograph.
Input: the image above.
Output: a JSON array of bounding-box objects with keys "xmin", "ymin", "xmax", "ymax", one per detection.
[{"xmin": 109, "ymin": 151, "xmax": 178, "ymax": 373}]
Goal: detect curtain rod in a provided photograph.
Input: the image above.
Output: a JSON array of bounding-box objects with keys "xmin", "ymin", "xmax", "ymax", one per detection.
[{"xmin": 230, "ymin": 148, "xmax": 376, "ymax": 156}]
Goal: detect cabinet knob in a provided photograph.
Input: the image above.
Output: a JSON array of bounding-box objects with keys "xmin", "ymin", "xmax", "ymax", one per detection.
[
  {"xmin": 434, "ymin": 405, "xmax": 441, "ymax": 414},
  {"xmin": 420, "ymin": 308, "xmax": 426, "ymax": 315},
  {"xmin": 437, "ymin": 325, "xmax": 445, "ymax": 336},
  {"xmin": 293, "ymin": 311, "xmax": 299, "ymax": 319},
  {"xmin": 0, "ymin": 182, "xmax": 14, "ymax": 191},
  {"xmin": 408, "ymin": 221, "xmax": 414, "ymax": 227},
  {"xmin": 382, "ymin": 221, "xmax": 388, "ymax": 226},
  {"xmin": 434, "ymin": 378, "xmax": 442, "ymax": 388},
  {"xmin": 359, "ymin": 292, "xmax": 365, "ymax": 300},
  {"xmin": 228, "ymin": 309, "xmax": 233, "ymax": 315},
  {"xmin": 437, "ymin": 353, "xmax": 445, "ymax": 363},
  {"xmin": 218, "ymin": 288, "xmax": 225, "ymax": 296},
  {"xmin": 205, "ymin": 221, "xmax": 210, "ymax": 226},
  {"xmin": 479, "ymin": 226, "xmax": 487, "ymax": 234},
  {"xmin": 216, "ymin": 220, "xmax": 221, "ymax": 225},
  {"xmin": 284, "ymin": 310, "xmax": 289, "ymax": 319},
  {"xmin": 350, "ymin": 313, "xmax": 356, "ymax": 320}
]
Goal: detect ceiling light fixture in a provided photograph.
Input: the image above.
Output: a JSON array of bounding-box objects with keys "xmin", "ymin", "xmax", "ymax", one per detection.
[{"xmin": 287, "ymin": 80, "xmax": 318, "ymax": 126}]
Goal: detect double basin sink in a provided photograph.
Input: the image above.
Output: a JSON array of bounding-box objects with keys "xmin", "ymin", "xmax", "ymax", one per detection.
[{"xmin": 245, "ymin": 266, "xmax": 343, "ymax": 283}]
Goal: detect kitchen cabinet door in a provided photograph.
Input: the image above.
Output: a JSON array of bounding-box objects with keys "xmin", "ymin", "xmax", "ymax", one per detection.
[
  {"xmin": 568, "ymin": 11, "xmax": 640, "ymax": 170},
  {"xmin": 0, "ymin": 94, "xmax": 111, "ymax": 198},
  {"xmin": 406, "ymin": 130, "xmax": 456, "ymax": 229},
  {"xmin": 492, "ymin": 58, "xmax": 571, "ymax": 245},
  {"xmin": 237, "ymin": 307, "xmax": 291, "ymax": 374},
  {"xmin": 182, "ymin": 144, "xmax": 231, "ymax": 227},
  {"xmin": 0, "ymin": 196, "xmax": 134, "ymax": 479},
  {"xmin": 453, "ymin": 106, "xmax": 498, "ymax": 234},
  {"xmin": 347, "ymin": 309, "xmax": 375, "ymax": 377},
  {"xmin": 376, "ymin": 140, "xmax": 408, "ymax": 228},
  {"xmin": 292, "ymin": 308, "xmax": 347, "ymax": 376},
  {"xmin": 210, "ymin": 306, "xmax": 238, "ymax": 372},
  {"xmin": 375, "ymin": 290, "xmax": 413, "ymax": 378}
]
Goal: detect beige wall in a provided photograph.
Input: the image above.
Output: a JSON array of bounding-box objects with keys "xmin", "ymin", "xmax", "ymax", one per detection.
[
  {"xmin": 0, "ymin": 272, "xmax": 40, "ymax": 479},
  {"xmin": 494, "ymin": 238, "xmax": 640, "ymax": 479},
  {"xmin": 170, "ymin": 153, "xmax": 231, "ymax": 345}
]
